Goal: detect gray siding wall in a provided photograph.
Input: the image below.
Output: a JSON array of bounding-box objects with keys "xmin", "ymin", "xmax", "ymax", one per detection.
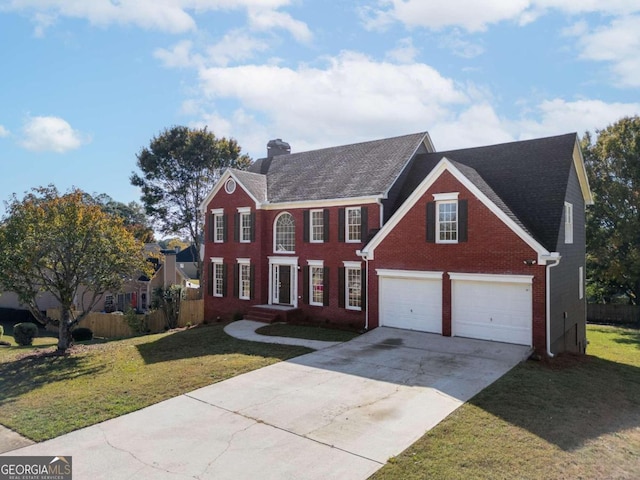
[{"xmin": 549, "ymin": 160, "xmax": 587, "ymax": 354}]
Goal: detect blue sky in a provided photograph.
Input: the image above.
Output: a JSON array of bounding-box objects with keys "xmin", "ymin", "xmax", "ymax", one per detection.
[{"xmin": 1, "ymin": 1, "xmax": 639, "ymax": 213}]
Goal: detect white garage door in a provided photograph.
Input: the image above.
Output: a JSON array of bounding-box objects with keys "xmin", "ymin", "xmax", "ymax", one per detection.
[
  {"xmin": 451, "ymin": 273, "xmax": 532, "ymax": 346},
  {"xmin": 378, "ymin": 270, "xmax": 442, "ymax": 333}
]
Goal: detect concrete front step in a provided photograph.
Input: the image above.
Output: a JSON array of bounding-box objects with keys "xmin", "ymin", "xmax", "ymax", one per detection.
[{"xmin": 244, "ymin": 306, "xmax": 303, "ymax": 324}]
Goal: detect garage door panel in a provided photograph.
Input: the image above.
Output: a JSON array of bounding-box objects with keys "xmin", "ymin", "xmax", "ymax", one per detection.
[
  {"xmin": 379, "ymin": 275, "xmax": 442, "ymax": 334},
  {"xmin": 452, "ymin": 279, "xmax": 532, "ymax": 346}
]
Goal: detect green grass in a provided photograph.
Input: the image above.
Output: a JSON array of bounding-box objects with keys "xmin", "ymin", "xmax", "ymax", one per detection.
[
  {"xmin": 371, "ymin": 324, "xmax": 640, "ymax": 480},
  {"xmin": 254, "ymin": 323, "xmax": 360, "ymax": 342},
  {"xmin": 0, "ymin": 323, "xmax": 311, "ymax": 441}
]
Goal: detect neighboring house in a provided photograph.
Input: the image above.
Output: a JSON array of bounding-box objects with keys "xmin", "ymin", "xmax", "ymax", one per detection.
[{"xmin": 200, "ymin": 132, "xmax": 592, "ymax": 356}]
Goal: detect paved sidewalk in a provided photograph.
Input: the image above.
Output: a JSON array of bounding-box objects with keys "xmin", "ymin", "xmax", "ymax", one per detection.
[
  {"xmin": 224, "ymin": 320, "xmax": 342, "ymax": 350},
  {"xmin": 0, "ymin": 425, "xmax": 33, "ymax": 454}
]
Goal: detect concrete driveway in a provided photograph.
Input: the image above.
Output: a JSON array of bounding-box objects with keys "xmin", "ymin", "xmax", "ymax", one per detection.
[{"xmin": 4, "ymin": 327, "xmax": 530, "ymax": 479}]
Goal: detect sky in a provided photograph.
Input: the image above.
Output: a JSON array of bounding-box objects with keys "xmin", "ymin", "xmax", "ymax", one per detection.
[{"xmin": 1, "ymin": 0, "xmax": 639, "ymax": 214}]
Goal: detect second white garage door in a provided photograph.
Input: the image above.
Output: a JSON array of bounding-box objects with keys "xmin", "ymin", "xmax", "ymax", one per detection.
[
  {"xmin": 451, "ymin": 273, "xmax": 533, "ymax": 346},
  {"xmin": 378, "ymin": 270, "xmax": 442, "ymax": 333}
]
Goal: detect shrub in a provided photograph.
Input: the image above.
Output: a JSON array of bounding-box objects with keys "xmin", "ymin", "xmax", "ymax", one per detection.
[
  {"xmin": 13, "ymin": 322, "xmax": 38, "ymax": 346},
  {"xmin": 71, "ymin": 327, "xmax": 93, "ymax": 342},
  {"xmin": 124, "ymin": 308, "xmax": 148, "ymax": 335}
]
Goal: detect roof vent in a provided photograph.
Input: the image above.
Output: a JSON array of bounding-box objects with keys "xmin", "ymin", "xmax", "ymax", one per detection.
[{"xmin": 267, "ymin": 139, "xmax": 291, "ymax": 158}]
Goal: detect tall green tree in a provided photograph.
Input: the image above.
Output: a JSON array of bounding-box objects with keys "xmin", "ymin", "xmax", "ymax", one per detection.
[
  {"xmin": 0, "ymin": 186, "xmax": 151, "ymax": 352},
  {"xmin": 93, "ymin": 194, "xmax": 155, "ymax": 243},
  {"xmin": 131, "ymin": 126, "xmax": 251, "ymax": 282},
  {"xmin": 583, "ymin": 116, "xmax": 640, "ymax": 303}
]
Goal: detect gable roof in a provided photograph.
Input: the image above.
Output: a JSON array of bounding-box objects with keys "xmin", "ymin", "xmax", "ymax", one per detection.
[
  {"xmin": 388, "ymin": 133, "xmax": 588, "ymax": 252},
  {"xmin": 248, "ymin": 132, "xmax": 432, "ymax": 203}
]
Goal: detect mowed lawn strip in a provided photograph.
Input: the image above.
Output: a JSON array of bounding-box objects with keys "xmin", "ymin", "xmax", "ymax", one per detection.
[
  {"xmin": 371, "ymin": 324, "xmax": 640, "ymax": 480},
  {"xmin": 0, "ymin": 323, "xmax": 311, "ymax": 441},
  {"xmin": 255, "ymin": 323, "xmax": 360, "ymax": 342}
]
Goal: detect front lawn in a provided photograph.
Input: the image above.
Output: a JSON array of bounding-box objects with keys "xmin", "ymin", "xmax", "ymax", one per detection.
[
  {"xmin": 0, "ymin": 323, "xmax": 311, "ymax": 441},
  {"xmin": 371, "ymin": 324, "xmax": 640, "ymax": 480},
  {"xmin": 255, "ymin": 323, "xmax": 360, "ymax": 342}
]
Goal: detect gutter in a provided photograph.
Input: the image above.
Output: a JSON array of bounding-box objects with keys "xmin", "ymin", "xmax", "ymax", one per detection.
[{"xmin": 544, "ymin": 254, "xmax": 562, "ymax": 358}]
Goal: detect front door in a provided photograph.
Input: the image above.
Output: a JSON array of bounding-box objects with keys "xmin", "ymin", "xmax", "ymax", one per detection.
[
  {"xmin": 276, "ymin": 265, "xmax": 291, "ymax": 305},
  {"xmin": 270, "ymin": 261, "xmax": 297, "ymax": 307}
]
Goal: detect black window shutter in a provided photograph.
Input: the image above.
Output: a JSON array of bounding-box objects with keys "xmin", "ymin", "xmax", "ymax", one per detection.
[
  {"xmin": 360, "ymin": 267, "xmax": 367, "ymax": 308},
  {"xmin": 458, "ymin": 199, "xmax": 468, "ymax": 242},
  {"xmin": 250, "ymin": 212, "xmax": 256, "ymax": 242},
  {"xmin": 250, "ymin": 265, "xmax": 255, "ymax": 299},
  {"xmin": 223, "ymin": 214, "xmax": 228, "ymax": 243},
  {"xmin": 323, "ymin": 267, "xmax": 330, "ymax": 306},
  {"xmin": 426, "ymin": 202, "xmax": 436, "ymax": 243},
  {"xmin": 208, "ymin": 262, "xmax": 214, "ymax": 296},
  {"xmin": 361, "ymin": 206, "xmax": 368, "ymax": 241},
  {"xmin": 338, "ymin": 208, "xmax": 345, "ymax": 242},
  {"xmin": 222, "ymin": 264, "xmax": 228, "ymax": 297},
  {"xmin": 208, "ymin": 213, "xmax": 215, "ymax": 242},
  {"xmin": 323, "ymin": 209, "xmax": 330, "ymax": 242},
  {"xmin": 234, "ymin": 213, "xmax": 240, "ymax": 242},
  {"xmin": 233, "ymin": 263, "xmax": 239, "ymax": 297},
  {"xmin": 302, "ymin": 265, "xmax": 309, "ymax": 304},
  {"xmin": 338, "ymin": 267, "xmax": 345, "ymax": 308},
  {"xmin": 303, "ymin": 210, "xmax": 310, "ymax": 243}
]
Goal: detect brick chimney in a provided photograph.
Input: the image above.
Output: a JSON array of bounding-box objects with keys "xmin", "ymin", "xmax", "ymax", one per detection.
[{"xmin": 267, "ymin": 139, "xmax": 291, "ymax": 158}]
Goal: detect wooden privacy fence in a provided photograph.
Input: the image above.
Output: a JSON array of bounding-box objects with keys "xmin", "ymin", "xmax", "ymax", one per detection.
[
  {"xmin": 46, "ymin": 299, "xmax": 204, "ymax": 338},
  {"xmin": 587, "ymin": 304, "xmax": 640, "ymax": 325}
]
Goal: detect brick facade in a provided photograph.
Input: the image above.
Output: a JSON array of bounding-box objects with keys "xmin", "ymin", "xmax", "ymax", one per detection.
[{"xmin": 367, "ymin": 170, "xmax": 548, "ymax": 353}]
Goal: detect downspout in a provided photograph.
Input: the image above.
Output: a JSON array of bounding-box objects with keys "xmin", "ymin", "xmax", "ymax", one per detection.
[
  {"xmin": 356, "ymin": 249, "xmax": 369, "ymax": 330},
  {"xmin": 545, "ymin": 256, "xmax": 561, "ymax": 358}
]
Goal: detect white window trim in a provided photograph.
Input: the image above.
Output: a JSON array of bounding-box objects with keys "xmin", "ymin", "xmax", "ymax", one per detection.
[
  {"xmin": 225, "ymin": 178, "xmax": 236, "ymax": 194},
  {"xmin": 211, "ymin": 257, "xmax": 224, "ymax": 298},
  {"xmin": 237, "ymin": 258, "xmax": 251, "ymax": 300},
  {"xmin": 565, "ymin": 202, "xmax": 574, "ymax": 244},
  {"xmin": 436, "ymin": 199, "xmax": 458, "ymax": 244},
  {"xmin": 273, "ymin": 211, "xmax": 296, "ymax": 254},
  {"xmin": 309, "ymin": 261, "xmax": 325, "ymax": 307},
  {"xmin": 238, "ymin": 207, "xmax": 251, "ymax": 243},
  {"xmin": 345, "ymin": 265, "xmax": 362, "ymax": 311},
  {"xmin": 310, "ymin": 209, "xmax": 324, "ymax": 243},
  {"xmin": 213, "ymin": 212, "xmax": 224, "ymax": 243},
  {"xmin": 579, "ymin": 266, "xmax": 584, "ymax": 300},
  {"xmin": 433, "ymin": 192, "xmax": 459, "ymax": 201},
  {"xmin": 345, "ymin": 206, "xmax": 362, "ymax": 243}
]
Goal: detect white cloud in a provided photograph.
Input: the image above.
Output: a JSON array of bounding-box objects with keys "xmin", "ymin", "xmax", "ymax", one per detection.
[
  {"xmin": 2, "ymin": 0, "xmax": 310, "ymax": 39},
  {"xmin": 438, "ymin": 30, "xmax": 484, "ymax": 58},
  {"xmin": 570, "ymin": 15, "xmax": 640, "ymax": 88},
  {"xmin": 20, "ymin": 116, "xmax": 89, "ymax": 153},
  {"xmin": 206, "ymin": 30, "xmax": 270, "ymax": 66},
  {"xmin": 154, "ymin": 40, "xmax": 202, "ymax": 69},
  {"xmin": 517, "ymin": 99, "xmax": 640, "ymax": 139},
  {"xmin": 247, "ymin": 7, "xmax": 312, "ymax": 43},
  {"xmin": 0, "ymin": 125, "xmax": 9, "ymax": 138},
  {"xmin": 385, "ymin": 37, "xmax": 419, "ymax": 64},
  {"xmin": 196, "ymin": 51, "xmax": 468, "ymax": 153},
  {"xmin": 363, "ymin": 0, "xmax": 640, "ymax": 33}
]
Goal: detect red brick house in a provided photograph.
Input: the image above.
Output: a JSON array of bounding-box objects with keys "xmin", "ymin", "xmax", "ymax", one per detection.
[{"xmin": 201, "ymin": 132, "xmax": 592, "ymax": 356}]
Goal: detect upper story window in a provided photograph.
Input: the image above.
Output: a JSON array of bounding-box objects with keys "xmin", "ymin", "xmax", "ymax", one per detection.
[
  {"xmin": 211, "ymin": 209, "xmax": 225, "ymax": 243},
  {"xmin": 236, "ymin": 207, "xmax": 252, "ymax": 243},
  {"xmin": 274, "ymin": 212, "xmax": 295, "ymax": 253},
  {"xmin": 437, "ymin": 201, "xmax": 458, "ymax": 243},
  {"xmin": 427, "ymin": 193, "xmax": 467, "ymax": 244},
  {"xmin": 346, "ymin": 207, "xmax": 361, "ymax": 242},
  {"xmin": 310, "ymin": 210, "xmax": 324, "ymax": 242},
  {"xmin": 565, "ymin": 202, "xmax": 573, "ymax": 244},
  {"xmin": 225, "ymin": 178, "xmax": 236, "ymax": 194}
]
